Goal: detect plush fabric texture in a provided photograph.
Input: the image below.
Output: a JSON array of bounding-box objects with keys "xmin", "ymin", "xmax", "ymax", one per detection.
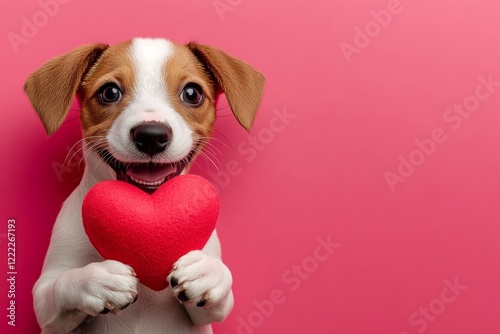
[{"xmin": 82, "ymin": 175, "xmax": 219, "ymax": 291}]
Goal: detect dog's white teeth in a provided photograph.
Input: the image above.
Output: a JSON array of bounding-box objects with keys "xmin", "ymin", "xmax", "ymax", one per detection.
[{"xmin": 129, "ymin": 176, "xmax": 166, "ymax": 186}]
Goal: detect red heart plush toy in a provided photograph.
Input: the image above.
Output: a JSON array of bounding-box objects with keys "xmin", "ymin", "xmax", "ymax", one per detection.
[{"xmin": 82, "ymin": 174, "xmax": 218, "ymax": 291}]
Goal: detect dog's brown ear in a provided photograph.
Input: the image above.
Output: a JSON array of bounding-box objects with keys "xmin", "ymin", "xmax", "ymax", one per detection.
[
  {"xmin": 24, "ymin": 43, "xmax": 108, "ymax": 135},
  {"xmin": 187, "ymin": 42, "xmax": 265, "ymax": 131}
]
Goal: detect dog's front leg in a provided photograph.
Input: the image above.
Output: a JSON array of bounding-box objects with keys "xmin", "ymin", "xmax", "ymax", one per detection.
[
  {"xmin": 33, "ymin": 192, "xmax": 139, "ymax": 333},
  {"xmin": 167, "ymin": 231, "xmax": 234, "ymax": 325},
  {"xmin": 34, "ymin": 260, "xmax": 139, "ymax": 333}
]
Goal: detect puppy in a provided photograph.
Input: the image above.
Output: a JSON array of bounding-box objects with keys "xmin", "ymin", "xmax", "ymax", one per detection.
[{"xmin": 24, "ymin": 38, "xmax": 264, "ymax": 334}]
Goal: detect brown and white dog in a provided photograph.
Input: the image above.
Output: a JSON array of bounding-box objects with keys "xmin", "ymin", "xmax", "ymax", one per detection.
[{"xmin": 24, "ymin": 38, "xmax": 264, "ymax": 334}]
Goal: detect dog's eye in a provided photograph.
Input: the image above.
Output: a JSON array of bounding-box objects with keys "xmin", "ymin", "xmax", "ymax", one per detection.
[
  {"xmin": 180, "ymin": 83, "xmax": 203, "ymax": 106},
  {"xmin": 98, "ymin": 83, "xmax": 122, "ymax": 104}
]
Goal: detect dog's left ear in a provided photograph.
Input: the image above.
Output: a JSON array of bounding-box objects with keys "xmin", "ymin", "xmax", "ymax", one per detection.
[{"xmin": 187, "ymin": 42, "xmax": 265, "ymax": 131}]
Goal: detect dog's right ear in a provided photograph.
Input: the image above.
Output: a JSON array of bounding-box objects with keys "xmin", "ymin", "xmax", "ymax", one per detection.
[{"xmin": 24, "ymin": 43, "xmax": 108, "ymax": 135}]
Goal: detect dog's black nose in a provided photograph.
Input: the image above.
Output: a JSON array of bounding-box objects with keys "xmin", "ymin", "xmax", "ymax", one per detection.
[{"xmin": 131, "ymin": 122, "xmax": 172, "ymax": 156}]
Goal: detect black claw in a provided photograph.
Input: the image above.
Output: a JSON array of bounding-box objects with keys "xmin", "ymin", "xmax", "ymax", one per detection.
[
  {"xmin": 177, "ymin": 290, "xmax": 189, "ymax": 302},
  {"xmin": 196, "ymin": 299, "xmax": 206, "ymax": 307},
  {"xmin": 170, "ymin": 277, "xmax": 179, "ymax": 288},
  {"xmin": 132, "ymin": 294, "xmax": 139, "ymax": 304},
  {"xmin": 100, "ymin": 308, "xmax": 110, "ymax": 315},
  {"xmin": 119, "ymin": 303, "xmax": 130, "ymax": 310}
]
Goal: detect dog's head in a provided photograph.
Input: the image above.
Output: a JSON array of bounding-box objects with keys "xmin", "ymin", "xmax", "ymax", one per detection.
[{"xmin": 24, "ymin": 38, "xmax": 265, "ymax": 192}]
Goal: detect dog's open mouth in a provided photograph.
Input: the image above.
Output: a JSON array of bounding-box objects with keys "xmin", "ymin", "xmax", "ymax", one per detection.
[
  {"xmin": 122, "ymin": 162, "xmax": 184, "ymax": 191},
  {"xmin": 98, "ymin": 150, "xmax": 195, "ymax": 194}
]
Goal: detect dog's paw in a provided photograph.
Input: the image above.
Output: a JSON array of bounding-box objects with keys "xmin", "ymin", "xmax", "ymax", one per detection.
[
  {"xmin": 55, "ymin": 260, "xmax": 139, "ymax": 316},
  {"xmin": 168, "ymin": 250, "xmax": 232, "ymax": 308}
]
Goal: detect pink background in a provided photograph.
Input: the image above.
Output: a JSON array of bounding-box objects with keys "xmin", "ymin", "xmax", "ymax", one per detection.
[{"xmin": 1, "ymin": 0, "xmax": 500, "ymax": 333}]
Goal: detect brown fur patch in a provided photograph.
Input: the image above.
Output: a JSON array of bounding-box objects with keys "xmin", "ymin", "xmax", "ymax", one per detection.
[
  {"xmin": 164, "ymin": 43, "xmax": 217, "ymax": 146},
  {"xmin": 79, "ymin": 41, "xmax": 135, "ymax": 149}
]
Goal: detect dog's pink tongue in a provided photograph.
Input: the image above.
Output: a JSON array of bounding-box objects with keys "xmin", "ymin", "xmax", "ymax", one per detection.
[{"xmin": 126, "ymin": 164, "xmax": 177, "ymax": 182}]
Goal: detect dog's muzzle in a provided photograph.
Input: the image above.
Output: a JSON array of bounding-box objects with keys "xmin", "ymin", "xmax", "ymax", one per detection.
[{"xmin": 99, "ymin": 122, "xmax": 198, "ymax": 193}]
